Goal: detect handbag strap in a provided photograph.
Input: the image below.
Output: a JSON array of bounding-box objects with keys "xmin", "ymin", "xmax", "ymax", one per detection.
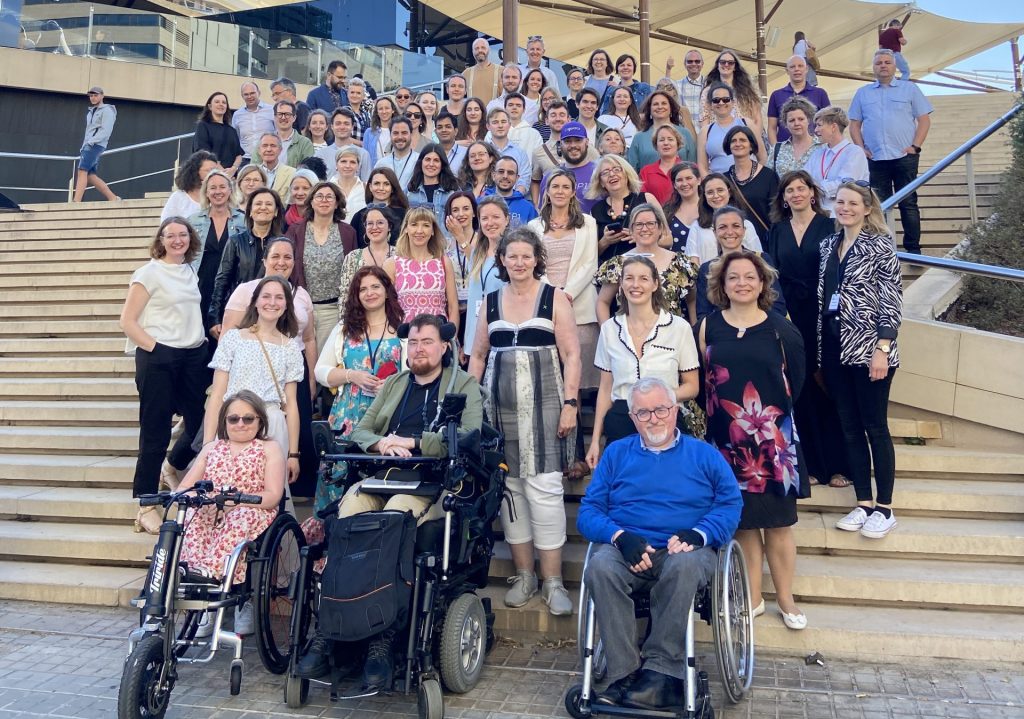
[
  {"xmin": 732, "ymin": 180, "xmax": 770, "ymax": 232},
  {"xmin": 255, "ymin": 331, "xmax": 287, "ymax": 409}
]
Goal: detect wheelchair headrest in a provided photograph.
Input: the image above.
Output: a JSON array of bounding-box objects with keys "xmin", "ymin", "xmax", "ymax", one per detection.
[{"xmin": 397, "ymin": 317, "xmax": 458, "ymax": 343}]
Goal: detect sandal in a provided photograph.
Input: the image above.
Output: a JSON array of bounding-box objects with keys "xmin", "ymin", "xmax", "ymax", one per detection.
[
  {"xmin": 828, "ymin": 474, "xmax": 852, "ymax": 488},
  {"xmin": 134, "ymin": 506, "xmax": 162, "ymax": 535},
  {"xmin": 809, "ymin": 475, "xmax": 823, "ymax": 486},
  {"xmin": 564, "ymin": 460, "xmax": 590, "ymax": 482}
]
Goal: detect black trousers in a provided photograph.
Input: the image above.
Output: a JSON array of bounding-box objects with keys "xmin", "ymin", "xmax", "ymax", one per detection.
[
  {"xmin": 820, "ymin": 333, "xmax": 896, "ymax": 506},
  {"xmin": 133, "ymin": 343, "xmax": 208, "ymax": 497},
  {"xmin": 868, "ymin": 153, "xmax": 921, "ymax": 252}
]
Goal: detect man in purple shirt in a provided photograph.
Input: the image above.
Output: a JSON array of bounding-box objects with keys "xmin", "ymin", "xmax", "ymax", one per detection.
[
  {"xmin": 539, "ymin": 122, "xmax": 598, "ymax": 213},
  {"xmin": 767, "ymin": 56, "xmax": 830, "ymax": 145}
]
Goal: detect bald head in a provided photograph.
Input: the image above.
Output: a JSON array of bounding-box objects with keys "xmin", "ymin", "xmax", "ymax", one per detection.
[
  {"xmin": 786, "ymin": 55, "xmax": 807, "ymax": 85},
  {"xmin": 473, "ymin": 38, "xmax": 491, "ymax": 64}
]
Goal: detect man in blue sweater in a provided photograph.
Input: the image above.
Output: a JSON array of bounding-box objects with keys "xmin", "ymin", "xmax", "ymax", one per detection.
[{"xmin": 578, "ymin": 377, "xmax": 742, "ymax": 709}]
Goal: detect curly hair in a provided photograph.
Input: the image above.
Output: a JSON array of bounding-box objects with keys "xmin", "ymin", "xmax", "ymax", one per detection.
[
  {"xmin": 175, "ymin": 150, "xmax": 218, "ymax": 193},
  {"xmin": 638, "ymin": 90, "xmax": 685, "ymax": 132},
  {"xmin": 705, "ymin": 249, "xmax": 778, "ymax": 311},
  {"xmin": 705, "ymin": 49, "xmax": 761, "ymax": 119},
  {"xmin": 496, "ymin": 226, "xmax": 547, "ymax": 282},
  {"xmin": 342, "ymin": 265, "xmax": 404, "ymax": 340}
]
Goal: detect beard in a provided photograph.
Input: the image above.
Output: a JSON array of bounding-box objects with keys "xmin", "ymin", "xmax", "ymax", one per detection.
[{"xmin": 643, "ymin": 426, "xmax": 671, "ymax": 447}]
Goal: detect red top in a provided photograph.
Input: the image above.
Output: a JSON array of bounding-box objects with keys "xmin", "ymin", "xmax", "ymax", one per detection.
[
  {"xmin": 639, "ymin": 163, "xmax": 674, "ymax": 205},
  {"xmin": 878, "ymin": 28, "xmax": 904, "ymax": 53}
]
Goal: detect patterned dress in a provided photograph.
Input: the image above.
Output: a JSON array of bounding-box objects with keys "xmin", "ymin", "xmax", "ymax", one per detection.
[
  {"xmin": 394, "ymin": 256, "xmax": 448, "ymax": 321},
  {"xmin": 179, "ymin": 439, "xmax": 278, "ymax": 583}
]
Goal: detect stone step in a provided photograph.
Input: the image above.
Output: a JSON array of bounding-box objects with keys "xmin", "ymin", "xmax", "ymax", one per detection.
[
  {"xmin": 0, "ymin": 520, "xmax": 151, "ymax": 564},
  {"xmin": 480, "ymin": 585, "xmax": 1024, "ymax": 662},
  {"xmin": 0, "ymin": 400, "xmax": 138, "ymax": 426},
  {"xmin": 0, "ymin": 485, "xmax": 135, "ymax": 521},
  {"xmin": 0, "ymin": 426, "xmax": 138, "ymax": 454},
  {"xmin": 0, "ymin": 259, "xmax": 143, "ymax": 276},
  {"xmin": 0, "ymin": 248, "xmax": 149, "ymax": 264},
  {"xmin": 0, "ymin": 238, "xmax": 147, "ymax": 253},
  {"xmin": 0, "ymin": 336, "xmax": 126, "ymax": 356},
  {"xmin": 2, "ymin": 303, "xmax": 123, "ymax": 319},
  {"xmin": 0, "ymin": 356, "xmax": 136, "ymax": 377},
  {"xmin": 798, "ymin": 478, "xmax": 1024, "ymax": 519},
  {"xmin": 0, "ymin": 378, "xmax": 137, "ymax": 400},
  {"xmin": 0, "ymin": 560, "xmax": 147, "ymax": 607},
  {"xmin": 893, "ymin": 445, "xmax": 1024, "ymax": 481},
  {"xmin": 0, "ymin": 217, "xmax": 158, "ymax": 232},
  {"xmin": 0, "ymin": 272, "xmax": 131, "ymax": 290},
  {"xmin": 18, "ymin": 199, "xmax": 165, "ymax": 212},
  {"xmin": 0, "ymin": 454, "xmax": 134, "ymax": 487},
  {"xmin": 0, "ymin": 320, "xmax": 122, "ymax": 337},
  {"xmin": 2, "ymin": 288, "xmax": 129, "ymax": 304},
  {"xmin": 0, "ymin": 227, "xmax": 154, "ymax": 241}
]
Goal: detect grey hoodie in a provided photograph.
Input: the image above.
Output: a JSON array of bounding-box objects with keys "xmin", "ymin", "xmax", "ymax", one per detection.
[{"xmin": 82, "ymin": 103, "xmax": 117, "ymax": 149}]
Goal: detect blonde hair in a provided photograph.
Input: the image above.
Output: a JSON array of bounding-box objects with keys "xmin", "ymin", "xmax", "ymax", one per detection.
[
  {"xmin": 232, "ymin": 164, "xmax": 267, "ymax": 205},
  {"xmin": 813, "ymin": 105, "xmax": 849, "ymax": 133},
  {"xmin": 835, "ymin": 181, "xmax": 890, "ymax": 237},
  {"xmin": 586, "ymin": 154, "xmax": 641, "ymax": 199},
  {"xmin": 198, "ymin": 169, "xmax": 237, "ymax": 212},
  {"xmin": 395, "ymin": 206, "xmax": 447, "ymax": 259}
]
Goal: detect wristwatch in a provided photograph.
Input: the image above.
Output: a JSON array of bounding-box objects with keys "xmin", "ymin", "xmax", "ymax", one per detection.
[
  {"xmin": 876, "ymin": 341, "xmax": 893, "ymax": 355},
  {"xmin": 563, "ymin": 399, "xmax": 579, "ymax": 408},
  {"xmin": 911, "ymin": 144, "xmax": 922, "ymax": 153}
]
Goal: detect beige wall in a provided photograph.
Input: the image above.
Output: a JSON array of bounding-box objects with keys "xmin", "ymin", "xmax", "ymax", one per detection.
[
  {"xmin": 0, "ymin": 47, "xmax": 316, "ymax": 108},
  {"xmin": 893, "ymin": 318, "xmax": 1024, "ymax": 449}
]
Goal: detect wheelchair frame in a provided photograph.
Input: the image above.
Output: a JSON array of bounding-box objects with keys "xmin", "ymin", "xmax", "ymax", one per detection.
[
  {"xmin": 565, "ymin": 540, "xmax": 754, "ymax": 719},
  {"xmin": 117, "ymin": 482, "xmax": 305, "ymax": 719}
]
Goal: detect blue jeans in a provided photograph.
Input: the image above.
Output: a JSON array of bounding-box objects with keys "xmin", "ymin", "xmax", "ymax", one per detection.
[
  {"xmin": 584, "ymin": 543, "xmax": 716, "ymax": 682},
  {"xmin": 78, "ymin": 143, "xmax": 105, "ymax": 174},
  {"xmin": 894, "ymin": 52, "xmax": 910, "ymax": 80}
]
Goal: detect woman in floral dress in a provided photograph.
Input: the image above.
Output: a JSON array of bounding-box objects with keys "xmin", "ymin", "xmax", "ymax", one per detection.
[
  {"xmin": 313, "ymin": 266, "xmax": 404, "ymax": 514},
  {"xmin": 698, "ymin": 249, "xmax": 809, "ymax": 632}
]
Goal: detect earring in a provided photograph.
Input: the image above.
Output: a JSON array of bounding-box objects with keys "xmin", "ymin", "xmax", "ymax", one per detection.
[
  {"xmin": 783, "ymin": 202, "xmax": 789, "ymax": 208},
  {"xmin": 810, "ymin": 198, "xmax": 815, "ymax": 204}
]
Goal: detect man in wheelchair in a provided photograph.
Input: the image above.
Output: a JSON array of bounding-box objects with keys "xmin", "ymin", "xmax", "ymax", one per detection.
[
  {"xmin": 297, "ymin": 313, "xmax": 483, "ymax": 688},
  {"xmin": 577, "ymin": 378, "xmax": 742, "ymax": 710}
]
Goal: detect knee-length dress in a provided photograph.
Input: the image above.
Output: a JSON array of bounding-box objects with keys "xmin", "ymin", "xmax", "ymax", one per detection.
[
  {"xmin": 703, "ymin": 311, "xmax": 807, "ymax": 529},
  {"xmin": 482, "ymin": 283, "xmax": 574, "ymax": 477},
  {"xmin": 394, "ymin": 256, "xmax": 448, "ymax": 321},
  {"xmin": 179, "ymin": 439, "xmax": 277, "ymax": 583}
]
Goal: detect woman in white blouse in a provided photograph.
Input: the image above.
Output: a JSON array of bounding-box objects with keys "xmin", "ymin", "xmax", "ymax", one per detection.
[{"xmin": 586, "ymin": 255, "xmax": 700, "ymax": 468}]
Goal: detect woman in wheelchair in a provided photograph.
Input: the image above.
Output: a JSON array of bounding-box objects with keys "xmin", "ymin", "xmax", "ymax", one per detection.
[{"xmin": 177, "ymin": 390, "xmax": 285, "ymax": 635}]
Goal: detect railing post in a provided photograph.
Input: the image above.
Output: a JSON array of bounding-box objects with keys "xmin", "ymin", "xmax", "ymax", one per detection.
[
  {"xmin": 67, "ymin": 159, "xmax": 75, "ymax": 203},
  {"xmin": 172, "ymin": 138, "xmax": 181, "ymax": 191},
  {"xmin": 965, "ymin": 149, "xmax": 978, "ymax": 226},
  {"xmin": 87, "ymin": 6, "xmax": 94, "ymax": 57}
]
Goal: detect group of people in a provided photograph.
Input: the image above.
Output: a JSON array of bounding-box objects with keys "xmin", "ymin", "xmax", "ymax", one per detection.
[{"xmin": 119, "ymin": 31, "xmax": 912, "ymax": 682}]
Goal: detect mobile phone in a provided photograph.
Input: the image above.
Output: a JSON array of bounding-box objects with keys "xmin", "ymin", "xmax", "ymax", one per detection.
[{"xmin": 606, "ymin": 221, "xmax": 623, "ymax": 233}]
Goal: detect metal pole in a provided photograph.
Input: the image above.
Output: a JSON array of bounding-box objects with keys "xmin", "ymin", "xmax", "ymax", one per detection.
[
  {"xmin": 638, "ymin": 0, "xmax": 651, "ymax": 84},
  {"xmin": 247, "ymin": 32, "xmax": 254, "ymax": 76},
  {"xmin": 1012, "ymin": 38, "xmax": 1022, "ymax": 93},
  {"xmin": 86, "ymin": 6, "xmax": 94, "ymax": 57},
  {"xmin": 503, "ymin": 0, "xmax": 518, "ymax": 66},
  {"xmin": 171, "ymin": 20, "xmax": 177, "ymax": 67},
  {"xmin": 754, "ymin": 0, "xmax": 768, "ymax": 98},
  {"xmin": 965, "ymin": 149, "xmax": 977, "ymax": 226}
]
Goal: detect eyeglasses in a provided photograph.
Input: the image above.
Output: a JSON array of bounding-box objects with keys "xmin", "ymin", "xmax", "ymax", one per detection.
[
  {"xmin": 630, "ymin": 406, "xmax": 673, "ymax": 422},
  {"xmin": 718, "ymin": 59, "xmax": 737, "ymax": 67},
  {"xmin": 312, "ymin": 193, "xmax": 336, "ymax": 202},
  {"xmin": 599, "ymin": 167, "xmax": 624, "ymax": 177},
  {"xmin": 161, "ymin": 232, "xmax": 191, "ymax": 240},
  {"xmin": 711, "ymin": 97, "xmax": 732, "ymax": 105},
  {"xmin": 365, "ymin": 220, "xmax": 389, "ymax": 228},
  {"xmin": 275, "ymin": 112, "xmax": 294, "ymax": 118},
  {"xmin": 632, "ymin": 221, "xmax": 659, "ymax": 230},
  {"xmin": 226, "ymin": 414, "xmax": 258, "ymax": 425},
  {"xmin": 685, "ymin": 59, "xmax": 703, "ymax": 65},
  {"xmin": 841, "ymin": 178, "xmax": 871, "ymax": 188}
]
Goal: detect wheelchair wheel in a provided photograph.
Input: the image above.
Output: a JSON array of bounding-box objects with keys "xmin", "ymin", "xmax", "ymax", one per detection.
[
  {"xmin": 417, "ymin": 677, "xmax": 444, "ymax": 719},
  {"xmin": 576, "ymin": 583, "xmax": 607, "ymax": 682},
  {"xmin": 711, "ymin": 539, "xmax": 754, "ymax": 703},
  {"xmin": 117, "ymin": 634, "xmax": 171, "ymax": 719},
  {"xmin": 564, "ymin": 684, "xmax": 590, "ymax": 719},
  {"xmin": 439, "ymin": 593, "xmax": 486, "ymax": 693},
  {"xmin": 254, "ymin": 514, "xmax": 306, "ymax": 675},
  {"xmin": 284, "ymin": 673, "xmax": 309, "ymax": 709}
]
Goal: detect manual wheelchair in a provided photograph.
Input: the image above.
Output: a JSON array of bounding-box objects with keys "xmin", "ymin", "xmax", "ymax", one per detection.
[
  {"xmin": 282, "ymin": 393, "xmax": 507, "ymax": 718},
  {"xmin": 117, "ymin": 481, "xmax": 305, "ymax": 719},
  {"xmin": 564, "ymin": 540, "xmax": 754, "ymax": 719}
]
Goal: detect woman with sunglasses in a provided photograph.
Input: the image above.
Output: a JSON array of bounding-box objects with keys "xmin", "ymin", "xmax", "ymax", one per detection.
[
  {"xmin": 364, "ymin": 96, "xmax": 398, "ymax": 167},
  {"xmin": 597, "ymin": 86, "xmax": 642, "ymax": 149},
  {"xmin": 349, "ymin": 167, "xmax": 409, "ymax": 246},
  {"xmin": 700, "ymin": 49, "xmax": 764, "ymax": 132},
  {"xmin": 403, "ymin": 101, "xmax": 431, "ymax": 153},
  {"xmin": 698, "ymin": 82, "xmax": 748, "ymax": 176}
]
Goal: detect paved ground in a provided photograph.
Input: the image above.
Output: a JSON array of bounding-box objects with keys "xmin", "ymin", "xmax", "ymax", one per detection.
[{"xmin": 0, "ymin": 600, "xmax": 1021, "ymax": 718}]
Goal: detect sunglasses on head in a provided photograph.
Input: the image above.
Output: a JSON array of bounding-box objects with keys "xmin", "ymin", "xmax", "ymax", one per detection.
[
  {"xmin": 226, "ymin": 414, "xmax": 257, "ymax": 425},
  {"xmin": 841, "ymin": 178, "xmax": 871, "ymax": 188}
]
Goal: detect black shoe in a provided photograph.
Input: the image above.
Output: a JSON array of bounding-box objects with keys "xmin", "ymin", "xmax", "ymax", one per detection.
[
  {"xmin": 621, "ymin": 669, "xmax": 684, "ymax": 709},
  {"xmin": 362, "ymin": 630, "xmax": 395, "ymax": 690},
  {"xmin": 595, "ymin": 670, "xmax": 640, "ymax": 706},
  {"xmin": 296, "ymin": 631, "xmax": 332, "ymax": 679}
]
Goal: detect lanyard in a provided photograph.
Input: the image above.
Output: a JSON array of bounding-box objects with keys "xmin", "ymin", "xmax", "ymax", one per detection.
[
  {"xmin": 365, "ymin": 329, "xmax": 387, "ymax": 372},
  {"xmin": 820, "ymin": 143, "xmax": 848, "ymax": 179}
]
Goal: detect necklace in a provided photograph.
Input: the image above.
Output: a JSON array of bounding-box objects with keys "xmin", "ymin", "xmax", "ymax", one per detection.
[{"xmin": 730, "ymin": 159, "xmax": 759, "ymax": 186}]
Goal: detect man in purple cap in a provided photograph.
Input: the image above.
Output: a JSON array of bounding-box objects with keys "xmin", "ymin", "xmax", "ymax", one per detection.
[{"xmin": 538, "ymin": 121, "xmax": 599, "ymax": 212}]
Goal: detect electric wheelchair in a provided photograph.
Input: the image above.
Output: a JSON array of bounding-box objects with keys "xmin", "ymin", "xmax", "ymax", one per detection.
[
  {"xmin": 282, "ymin": 392, "xmax": 507, "ymax": 718},
  {"xmin": 564, "ymin": 540, "xmax": 754, "ymax": 719},
  {"xmin": 118, "ymin": 482, "xmax": 305, "ymax": 719}
]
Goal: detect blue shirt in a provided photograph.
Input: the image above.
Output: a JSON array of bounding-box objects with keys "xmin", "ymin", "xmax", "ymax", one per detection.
[
  {"xmin": 306, "ymin": 84, "xmax": 350, "ymax": 114},
  {"xmin": 490, "ymin": 140, "xmax": 532, "ymax": 195},
  {"xmin": 578, "ymin": 433, "xmax": 742, "ymax": 549},
  {"xmin": 481, "ymin": 186, "xmax": 538, "ymax": 228},
  {"xmin": 848, "ymin": 79, "xmax": 932, "ymax": 161}
]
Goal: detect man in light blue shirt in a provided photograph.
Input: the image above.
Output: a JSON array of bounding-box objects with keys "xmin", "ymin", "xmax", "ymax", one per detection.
[
  {"xmin": 484, "ymin": 107, "xmax": 532, "ymax": 195},
  {"xmin": 848, "ymin": 49, "xmax": 932, "ymax": 253},
  {"xmin": 231, "ymin": 82, "xmax": 276, "ymax": 163}
]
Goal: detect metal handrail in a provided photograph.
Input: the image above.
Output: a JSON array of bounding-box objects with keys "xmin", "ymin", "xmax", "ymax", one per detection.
[
  {"xmin": 897, "ymin": 252, "xmax": 1024, "ymax": 284},
  {"xmin": 0, "ymin": 133, "xmax": 195, "ymax": 163}
]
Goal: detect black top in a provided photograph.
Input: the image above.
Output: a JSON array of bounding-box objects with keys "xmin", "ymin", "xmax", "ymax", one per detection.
[
  {"xmin": 820, "ymin": 239, "xmax": 849, "ymax": 344},
  {"xmin": 197, "ymin": 221, "xmax": 229, "ymax": 330},
  {"xmin": 192, "ymin": 120, "xmax": 244, "ymax": 168},
  {"xmin": 387, "ymin": 373, "xmax": 442, "ymax": 438},
  {"xmin": 766, "ymin": 213, "xmax": 835, "ymax": 305},
  {"xmin": 729, "ymin": 165, "xmax": 780, "ymax": 245},
  {"xmin": 593, "ymin": 191, "xmax": 646, "ymax": 264},
  {"xmin": 485, "ymin": 283, "xmax": 557, "ymax": 347},
  {"xmin": 669, "ymin": 216, "xmax": 690, "ymax": 253},
  {"xmin": 350, "ymin": 205, "xmax": 407, "ymax": 247}
]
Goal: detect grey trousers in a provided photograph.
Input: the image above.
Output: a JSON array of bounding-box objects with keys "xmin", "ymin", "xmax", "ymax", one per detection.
[{"xmin": 584, "ymin": 543, "xmax": 717, "ymax": 682}]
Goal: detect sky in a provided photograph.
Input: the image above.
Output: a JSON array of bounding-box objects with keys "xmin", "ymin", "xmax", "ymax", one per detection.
[{"xmin": 913, "ymin": 0, "xmax": 1023, "ymax": 94}]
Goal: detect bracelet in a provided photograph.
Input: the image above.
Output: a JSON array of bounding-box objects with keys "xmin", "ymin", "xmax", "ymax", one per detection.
[
  {"xmin": 288, "ymin": 452, "xmax": 300, "ymax": 459},
  {"xmin": 344, "ymin": 369, "xmax": 351, "ymax": 383}
]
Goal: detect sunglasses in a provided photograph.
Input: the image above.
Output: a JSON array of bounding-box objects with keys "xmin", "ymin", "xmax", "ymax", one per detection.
[
  {"xmin": 527, "ymin": 35, "xmax": 543, "ymax": 42},
  {"xmin": 719, "ymin": 59, "xmax": 737, "ymax": 67},
  {"xmin": 226, "ymin": 414, "xmax": 258, "ymax": 425},
  {"xmin": 406, "ymin": 112, "xmax": 423, "ymax": 118},
  {"xmin": 711, "ymin": 97, "xmax": 732, "ymax": 104},
  {"xmin": 841, "ymin": 178, "xmax": 871, "ymax": 188},
  {"xmin": 396, "ymin": 93, "xmax": 411, "ymax": 99}
]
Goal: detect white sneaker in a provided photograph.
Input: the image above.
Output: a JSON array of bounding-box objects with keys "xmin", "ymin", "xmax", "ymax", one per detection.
[
  {"xmin": 234, "ymin": 601, "xmax": 255, "ymax": 635},
  {"xmin": 504, "ymin": 571, "xmax": 538, "ymax": 608},
  {"xmin": 835, "ymin": 507, "xmax": 869, "ymax": 532},
  {"xmin": 194, "ymin": 612, "xmax": 214, "ymax": 638},
  {"xmin": 860, "ymin": 511, "xmax": 898, "ymax": 539}
]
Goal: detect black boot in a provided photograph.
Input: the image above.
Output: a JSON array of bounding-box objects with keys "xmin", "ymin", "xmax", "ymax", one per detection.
[
  {"xmin": 596, "ymin": 670, "xmax": 640, "ymax": 706},
  {"xmin": 296, "ymin": 630, "xmax": 332, "ymax": 679},
  {"xmin": 362, "ymin": 630, "xmax": 395, "ymax": 690},
  {"xmin": 621, "ymin": 669, "xmax": 684, "ymax": 709}
]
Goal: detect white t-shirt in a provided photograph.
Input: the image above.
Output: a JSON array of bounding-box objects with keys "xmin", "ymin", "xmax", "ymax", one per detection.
[
  {"xmin": 594, "ymin": 311, "xmax": 700, "ymax": 402},
  {"xmin": 160, "ymin": 190, "xmax": 201, "ymax": 223},
  {"xmin": 126, "ymin": 259, "xmax": 204, "ymax": 352},
  {"xmin": 684, "ymin": 221, "xmax": 762, "ymax": 265}
]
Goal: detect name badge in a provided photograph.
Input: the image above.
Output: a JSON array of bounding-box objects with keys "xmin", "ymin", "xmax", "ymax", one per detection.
[{"xmin": 827, "ymin": 293, "xmax": 840, "ymax": 312}]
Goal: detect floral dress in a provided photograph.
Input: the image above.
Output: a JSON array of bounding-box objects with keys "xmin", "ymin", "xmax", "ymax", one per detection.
[
  {"xmin": 594, "ymin": 251, "xmax": 699, "ymax": 319},
  {"xmin": 179, "ymin": 439, "xmax": 277, "ymax": 583},
  {"xmin": 394, "ymin": 256, "xmax": 448, "ymax": 321}
]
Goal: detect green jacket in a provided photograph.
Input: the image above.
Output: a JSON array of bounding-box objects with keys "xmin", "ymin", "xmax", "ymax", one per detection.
[
  {"xmin": 285, "ymin": 133, "xmax": 315, "ymax": 168},
  {"xmin": 349, "ymin": 366, "xmax": 483, "ymax": 458}
]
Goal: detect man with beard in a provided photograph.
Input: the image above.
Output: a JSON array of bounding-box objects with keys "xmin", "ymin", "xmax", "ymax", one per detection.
[
  {"xmin": 536, "ymin": 121, "xmax": 599, "ymax": 211},
  {"xmin": 578, "ymin": 377, "xmax": 741, "ymax": 710},
  {"xmin": 485, "ymin": 108, "xmax": 531, "ymax": 195},
  {"xmin": 373, "ymin": 116, "xmax": 420, "ymax": 188},
  {"xmin": 306, "ymin": 60, "xmax": 350, "ymax": 113},
  {"xmin": 465, "ymin": 36, "xmax": 502, "ymax": 105},
  {"xmin": 296, "ymin": 314, "xmax": 482, "ymax": 687},
  {"xmin": 486, "ymin": 63, "xmax": 524, "ymax": 114},
  {"xmin": 483, "ymin": 156, "xmax": 538, "ymax": 228}
]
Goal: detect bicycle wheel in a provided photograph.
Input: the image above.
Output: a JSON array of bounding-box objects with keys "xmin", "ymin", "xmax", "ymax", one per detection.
[{"xmin": 117, "ymin": 634, "xmax": 171, "ymax": 719}]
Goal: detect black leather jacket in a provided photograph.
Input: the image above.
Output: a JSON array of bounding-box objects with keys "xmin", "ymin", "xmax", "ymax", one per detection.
[{"xmin": 208, "ymin": 229, "xmax": 269, "ymax": 327}]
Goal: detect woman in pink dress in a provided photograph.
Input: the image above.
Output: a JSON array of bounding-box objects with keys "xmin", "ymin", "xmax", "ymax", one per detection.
[{"xmin": 383, "ymin": 206, "xmax": 460, "ymax": 331}]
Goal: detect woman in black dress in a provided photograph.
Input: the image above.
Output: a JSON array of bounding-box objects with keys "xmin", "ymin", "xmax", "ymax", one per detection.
[
  {"xmin": 586, "ymin": 154, "xmax": 659, "ymax": 264},
  {"xmin": 725, "ymin": 125, "xmax": 779, "ymax": 245},
  {"xmin": 699, "ymin": 249, "xmax": 808, "ymax": 630},
  {"xmin": 767, "ymin": 171, "xmax": 848, "ymax": 487},
  {"xmin": 192, "ymin": 92, "xmax": 244, "ymax": 178}
]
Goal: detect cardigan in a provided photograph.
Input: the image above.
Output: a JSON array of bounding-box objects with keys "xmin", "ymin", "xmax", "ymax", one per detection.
[
  {"xmin": 526, "ymin": 214, "xmax": 599, "ymax": 325},
  {"xmin": 284, "ymin": 219, "xmax": 358, "ymax": 291}
]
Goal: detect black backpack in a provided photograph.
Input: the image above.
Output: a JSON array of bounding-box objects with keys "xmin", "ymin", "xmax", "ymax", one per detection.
[{"xmin": 319, "ymin": 510, "xmax": 417, "ymax": 642}]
